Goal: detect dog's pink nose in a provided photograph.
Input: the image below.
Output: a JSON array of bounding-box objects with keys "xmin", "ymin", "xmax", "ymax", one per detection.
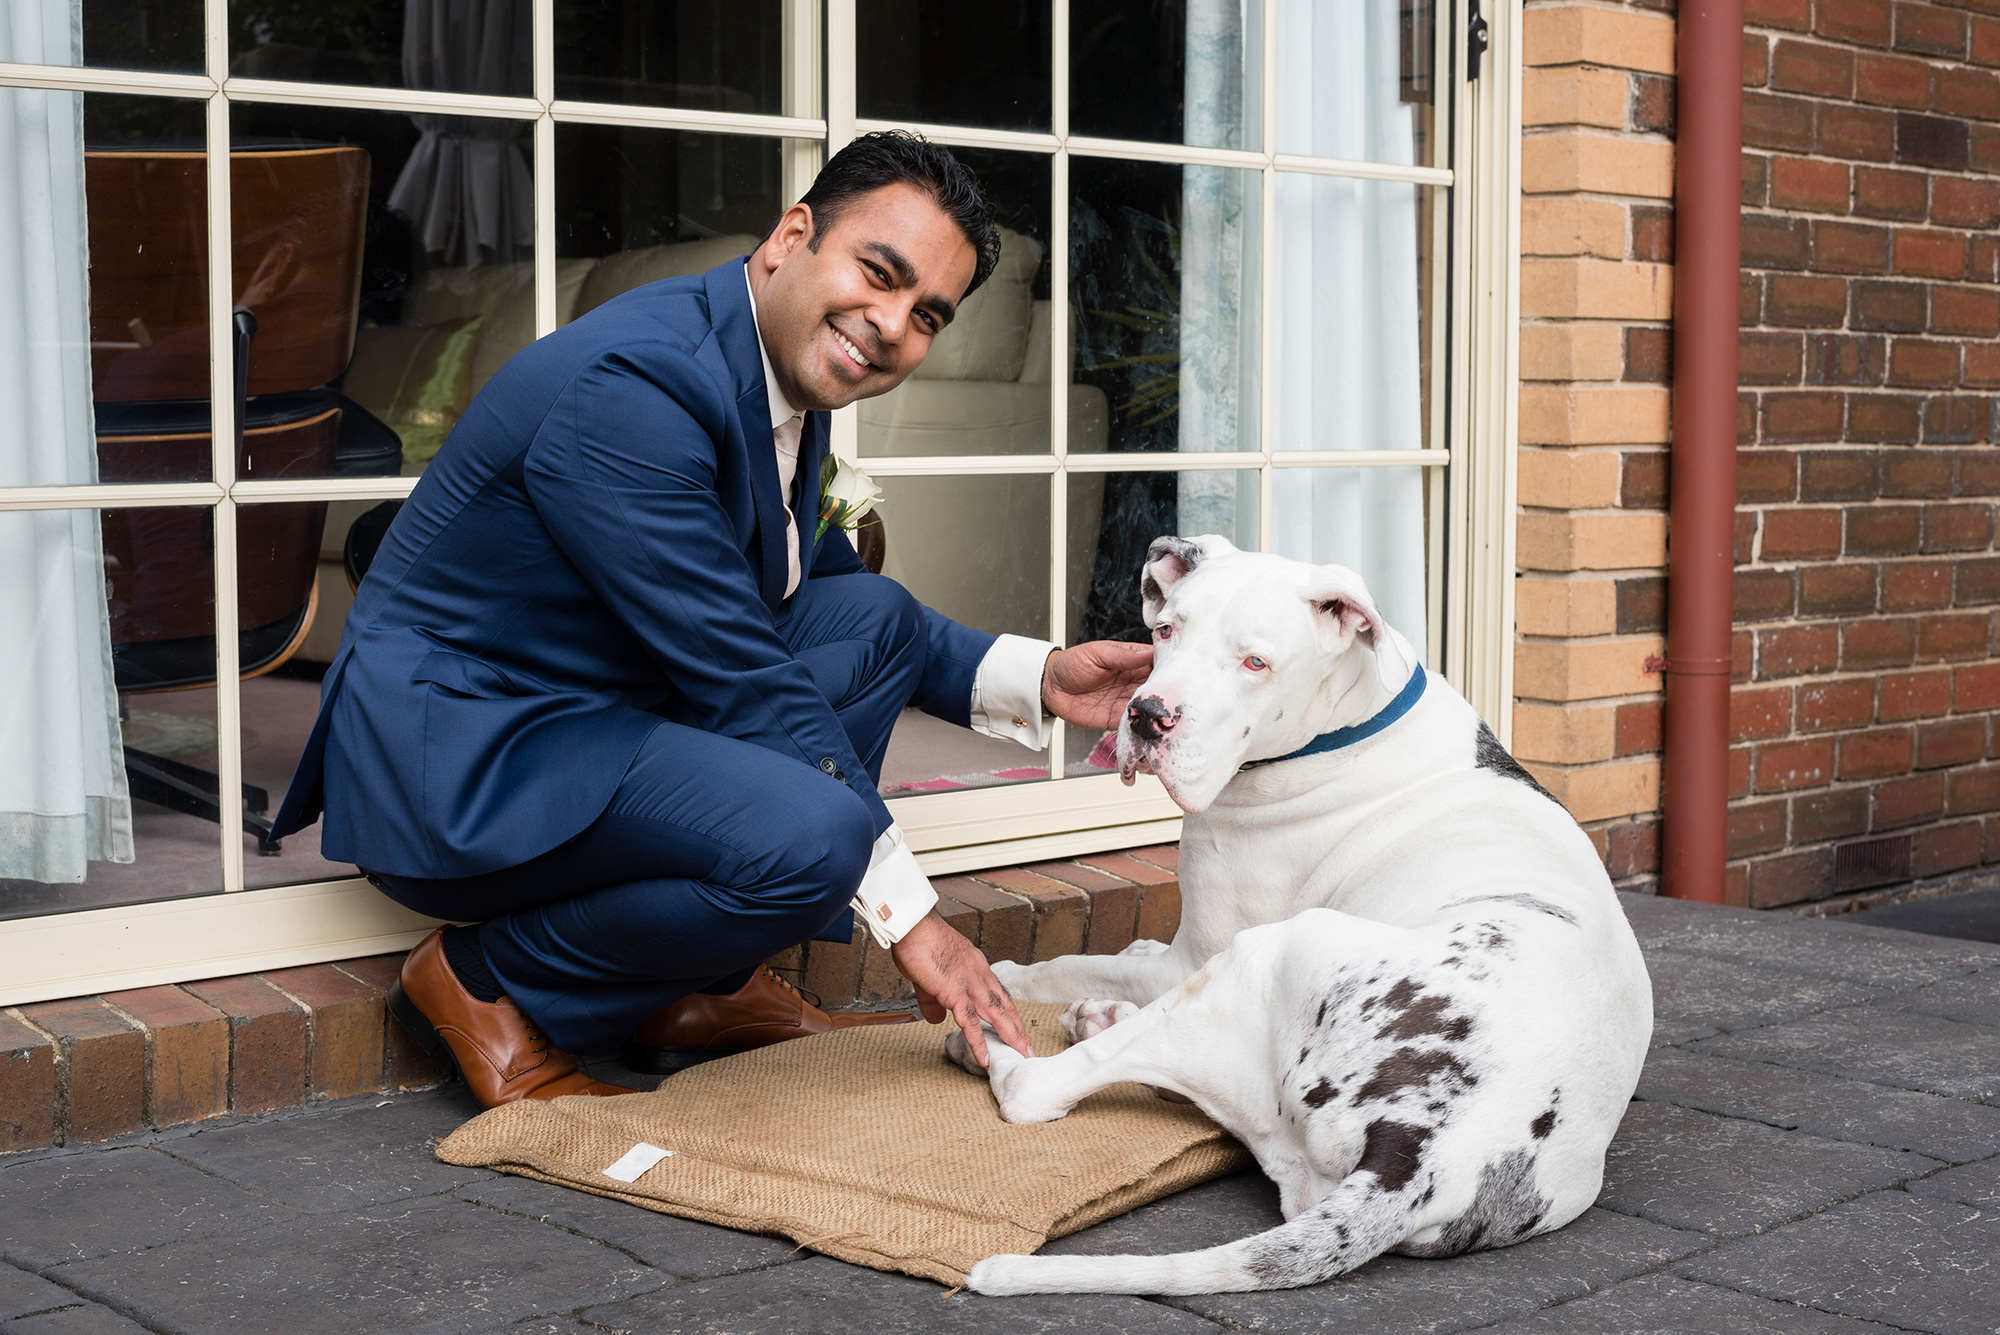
[{"xmin": 1127, "ymin": 695, "xmax": 1179, "ymax": 742}]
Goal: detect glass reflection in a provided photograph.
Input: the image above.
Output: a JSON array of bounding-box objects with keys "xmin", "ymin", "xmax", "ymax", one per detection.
[
  {"xmin": 858, "ymin": 0, "xmax": 1051, "ymax": 132},
  {"xmin": 1070, "ymin": 158, "xmax": 1259, "ymax": 454},
  {"xmin": 0, "ymin": 507, "xmax": 224, "ymax": 919},
  {"xmin": 874, "ymin": 473, "xmax": 1053, "ymax": 797},
  {"xmin": 1275, "ymin": 0, "xmax": 1438, "ymax": 168},
  {"xmin": 859, "ymin": 148, "xmax": 1069, "ymax": 458},
  {"xmin": 223, "ymin": 100, "xmax": 534, "ymax": 478},
  {"xmin": 555, "ymin": 124, "xmax": 785, "ymax": 315},
  {"xmin": 1070, "ymin": 0, "xmax": 1259, "ymax": 151},
  {"xmin": 1064, "ymin": 468, "xmax": 1258, "ymax": 774},
  {"xmin": 0, "ymin": 0, "xmax": 206, "ymax": 74},
  {"xmin": 228, "ymin": 0, "xmax": 528, "ymax": 95},
  {"xmin": 555, "ymin": 1, "xmax": 786, "ymax": 113}
]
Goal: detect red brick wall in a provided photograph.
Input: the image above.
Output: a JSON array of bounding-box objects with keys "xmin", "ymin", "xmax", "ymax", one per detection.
[{"xmin": 1725, "ymin": 0, "xmax": 2000, "ymax": 905}]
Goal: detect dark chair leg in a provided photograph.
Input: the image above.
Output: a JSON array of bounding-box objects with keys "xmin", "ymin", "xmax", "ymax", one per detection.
[{"xmin": 124, "ymin": 748, "xmax": 284, "ymax": 856}]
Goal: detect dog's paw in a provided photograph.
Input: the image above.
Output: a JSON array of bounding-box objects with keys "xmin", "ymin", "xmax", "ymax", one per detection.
[
  {"xmin": 1119, "ymin": 938, "xmax": 1172, "ymax": 958},
  {"xmin": 1061, "ymin": 998, "xmax": 1138, "ymax": 1042},
  {"xmin": 943, "ymin": 1027, "xmax": 991, "ymax": 1078}
]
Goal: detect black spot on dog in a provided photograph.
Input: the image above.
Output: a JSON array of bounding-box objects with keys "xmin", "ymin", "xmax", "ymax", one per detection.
[
  {"xmin": 1531, "ymin": 1108, "xmax": 1557, "ymax": 1139},
  {"xmin": 1354, "ymin": 1047, "xmax": 1477, "ymax": 1104},
  {"xmin": 1303, "ymin": 1079, "xmax": 1339, "ymax": 1109},
  {"xmin": 1442, "ymin": 892, "xmax": 1580, "ymax": 926},
  {"xmin": 1397, "ymin": 1150, "xmax": 1551, "ymax": 1258},
  {"xmin": 1378, "ymin": 989, "xmax": 1473, "ymax": 1044},
  {"xmin": 1298, "ymin": 1046, "xmax": 1311, "ymax": 1066},
  {"xmin": 1474, "ymin": 721, "xmax": 1559, "ymax": 803},
  {"xmin": 1357, "ymin": 1119, "xmax": 1432, "ymax": 1192},
  {"xmin": 1315, "ymin": 1000, "xmax": 1329, "ymax": 1028}
]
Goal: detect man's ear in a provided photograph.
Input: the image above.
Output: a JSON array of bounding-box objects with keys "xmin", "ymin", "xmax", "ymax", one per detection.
[
  {"xmin": 1139, "ymin": 534, "xmax": 1237, "ymax": 625},
  {"xmin": 1303, "ymin": 565, "xmax": 1412, "ymax": 690},
  {"xmin": 762, "ymin": 203, "xmax": 815, "ymax": 268}
]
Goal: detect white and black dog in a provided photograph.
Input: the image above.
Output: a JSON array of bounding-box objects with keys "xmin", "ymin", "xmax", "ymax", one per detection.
[{"xmin": 947, "ymin": 535, "xmax": 1652, "ymax": 1296}]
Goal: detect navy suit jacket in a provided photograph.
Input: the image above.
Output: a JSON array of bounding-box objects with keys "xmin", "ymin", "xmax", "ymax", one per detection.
[{"xmin": 272, "ymin": 257, "xmax": 996, "ymax": 896}]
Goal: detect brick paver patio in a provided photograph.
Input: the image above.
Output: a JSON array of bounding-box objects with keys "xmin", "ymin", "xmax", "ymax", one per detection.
[{"xmin": 2, "ymin": 893, "xmax": 1996, "ymax": 1334}]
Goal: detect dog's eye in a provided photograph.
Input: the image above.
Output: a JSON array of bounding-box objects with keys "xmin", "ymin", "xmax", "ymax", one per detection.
[
  {"xmin": 1156, "ymin": 624, "xmax": 1173, "ymax": 640},
  {"xmin": 1243, "ymin": 656, "xmax": 1268, "ymax": 672}
]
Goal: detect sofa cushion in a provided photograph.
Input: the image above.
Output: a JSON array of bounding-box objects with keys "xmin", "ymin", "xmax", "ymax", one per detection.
[
  {"xmin": 572, "ymin": 234, "xmax": 764, "ymax": 320},
  {"xmin": 910, "ymin": 225, "xmax": 1041, "ymax": 384}
]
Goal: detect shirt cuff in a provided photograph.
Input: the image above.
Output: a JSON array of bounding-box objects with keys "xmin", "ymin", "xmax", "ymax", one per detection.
[
  {"xmin": 968, "ymin": 633, "xmax": 1058, "ymax": 750},
  {"xmin": 850, "ymin": 824, "xmax": 937, "ymax": 948}
]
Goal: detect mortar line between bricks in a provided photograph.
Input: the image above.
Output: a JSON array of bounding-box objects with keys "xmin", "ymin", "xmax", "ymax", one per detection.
[
  {"xmin": 1659, "ymin": 1273, "xmax": 1936, "ymax": 1335},
  {"xmin": 93, "ymin": 995, "xmax": 157, "ymax": 1132}
]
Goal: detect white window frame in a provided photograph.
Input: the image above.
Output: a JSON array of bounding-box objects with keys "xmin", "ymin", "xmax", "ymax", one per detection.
[{"xmin": 0, "ymin": 0, "xmax": 1519, "ymax": 1004}]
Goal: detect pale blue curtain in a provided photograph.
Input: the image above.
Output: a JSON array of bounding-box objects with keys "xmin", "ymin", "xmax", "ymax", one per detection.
[{"xmin": 0, "ymin": 0, "xmax": 134, "ymax": 880}]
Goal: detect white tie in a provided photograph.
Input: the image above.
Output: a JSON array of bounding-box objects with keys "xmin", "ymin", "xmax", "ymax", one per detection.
[{"xmin": 775, "ymin": 414, "xmax": 803, "ymax": 598}]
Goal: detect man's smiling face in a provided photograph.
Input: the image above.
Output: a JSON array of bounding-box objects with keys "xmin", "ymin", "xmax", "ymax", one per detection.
[{"xmin": 748, "ymin": 182, "xmax": 978, "ymax": 412}]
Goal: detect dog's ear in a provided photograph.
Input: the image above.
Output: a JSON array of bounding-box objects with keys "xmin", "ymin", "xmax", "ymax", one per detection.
[
  {"xmin": 1140, "ymin": 535, "xmax": 1212, "ymax": 625},
  {"xmin": 1304, "ymin": 565, "xmax": 1412, "ymax": 690}
]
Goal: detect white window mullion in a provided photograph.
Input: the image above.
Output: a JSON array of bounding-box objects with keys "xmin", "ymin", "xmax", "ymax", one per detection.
[
  {"xmin": 205, "ymin": 0, "xmax": 244, "ymax": 893},
  {"xmin": 782, "ymin": 0, "xmax": 825, "ymax": 203},
  {"xmin": 533, "ymin": 2, "xmax": 556, "ymax": 337},
  {"xmin": 826, "ymin": 0, "xmax": 859, "ymax": 462},
  {"xmin": 1047, "ymin": 0, "xmax": 1071, "ymax": 779}
]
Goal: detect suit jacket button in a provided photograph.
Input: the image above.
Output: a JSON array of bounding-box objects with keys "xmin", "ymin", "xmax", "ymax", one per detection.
[{"xmin": 819, "ymin": 758, "xmax": 837, "ymax": 774}]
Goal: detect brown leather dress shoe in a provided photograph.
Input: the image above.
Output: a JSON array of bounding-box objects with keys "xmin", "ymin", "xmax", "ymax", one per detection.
[
  {"xmin": 388, "ymin": 928, "xmax": 636, "ymax": 1109},
  {"xmin": 622, "ymin": 967, "xmax": 912, "ymax": 1074}
]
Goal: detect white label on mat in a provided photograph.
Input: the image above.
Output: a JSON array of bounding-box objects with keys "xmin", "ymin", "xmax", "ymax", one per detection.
[{"xmin": 602, "ymin": 1142, "xmax": 674, "ymax": 1183}]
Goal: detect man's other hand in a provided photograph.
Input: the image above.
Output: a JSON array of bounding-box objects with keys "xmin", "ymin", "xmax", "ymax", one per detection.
[
  {"xmin": 891, "ymin": 911, "xmax": 1036, "ymax": 1067},
  {"xmin": 1042, "ymin": 641, "xmax": 1154, "ymax": 731}
]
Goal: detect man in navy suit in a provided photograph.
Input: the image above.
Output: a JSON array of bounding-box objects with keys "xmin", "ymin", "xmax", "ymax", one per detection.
[{"xmin": 273, "ymin": 132, "xmax": 1151, "ymax": 1108}]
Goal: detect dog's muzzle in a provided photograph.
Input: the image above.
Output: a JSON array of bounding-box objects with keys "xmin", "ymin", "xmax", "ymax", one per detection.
[{"xmin": 1126, "ymin": 695, "xmax": 1180, "ymax": 744}]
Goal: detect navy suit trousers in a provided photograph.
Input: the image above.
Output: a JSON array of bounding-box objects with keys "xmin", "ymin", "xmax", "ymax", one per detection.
[{"xmin": 368, "ymin": 571, "xmax": 926, "ymax": 1055}]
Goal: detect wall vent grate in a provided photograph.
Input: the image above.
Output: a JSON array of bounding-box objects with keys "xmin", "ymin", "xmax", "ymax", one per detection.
[{"xmin": 1832, "ymin": 834, "xmax": 1913, "ymax": 894}]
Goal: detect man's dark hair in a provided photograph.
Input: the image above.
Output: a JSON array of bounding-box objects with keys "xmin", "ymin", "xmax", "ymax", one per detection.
[{"xmin": 797, "ymin": 130, "xmax": 1002, "ymax": 298}]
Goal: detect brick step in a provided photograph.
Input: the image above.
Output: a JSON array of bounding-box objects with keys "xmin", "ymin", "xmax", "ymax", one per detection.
[{"xmin": 0, "ymin": 845, "xmax": 1179, "ymax": 1153}]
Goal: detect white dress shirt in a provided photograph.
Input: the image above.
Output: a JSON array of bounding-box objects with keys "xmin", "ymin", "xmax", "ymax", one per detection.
[{"xmin": 744, "ymin": 264, "xmax": 1057, "ymax": 946}]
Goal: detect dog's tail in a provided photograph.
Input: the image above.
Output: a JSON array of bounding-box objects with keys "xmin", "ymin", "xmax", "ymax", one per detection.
[{"xmin": 965, "ymin": 1174, "xmax": 1414, "ymax": 1296}]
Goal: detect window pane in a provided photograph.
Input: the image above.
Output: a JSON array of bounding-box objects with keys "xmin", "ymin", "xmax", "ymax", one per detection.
[
  {"xmin": 876, "ymin": 472, "xmax": 1052, "ymax": 797},
  {"xmin": 1273, "ymin": 465, "xmax": 1436, "ymax": 666},
  {"xmin": 235, "ymin": 505, "xmax": 362, "ymax": 890},
  {"xmin": 1070, "ymin": 158, "xmax": 1259, "ymax": 455},
  {"xmin": 554, "ymin": 0, "xmax": 789, "ymax": 114},
  {"xmin": 1063, "ymin": 467, "xmax": 1258, "ymax": 775},
  {"xmin": 858, "ymin": 0, "xmax": 1050, "ymax": 132},
  {"xmin": 1274, "ymin": 178, "xmax": 1438, "ymax": 455},
  {"xmin": 0, "ymin": 0, "xmax": 205, "ymax": 75},
  {"xmin": 555, "ymin": 125, "xmax": 786, "ymax": 303},
  {"xmin": 859, "ymin": 147, "xmax": 1057, "ymax": 458},
  {"xmin": 78, "ymin": 95, "xmax": 218, "ymax": 485},
  {"xmin": 1070, "ymin": 0, "xmax": 1260, "ymax": 151},
  {"xmin": 225, "ymin": 100, "xmax": 535, "ymax": 480},
  {"xmin": 229, "ymin": 0, "xmax": 527, "ymax": 95},
  {"xmin": 0, "ymin": 506, "xmax": 223, "ymax": 919},
  {"xmin": 1276, "ymin": 0, "xmax": 1440, "ymax": 169}
]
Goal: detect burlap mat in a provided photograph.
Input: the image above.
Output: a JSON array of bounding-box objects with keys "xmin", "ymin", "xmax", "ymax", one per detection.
[{"xmin": 434, "ymin": 1004, "xmax": 1250, "ymax": 1285}]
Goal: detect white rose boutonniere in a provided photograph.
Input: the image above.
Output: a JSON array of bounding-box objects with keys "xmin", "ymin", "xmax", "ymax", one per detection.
[{"xmin": 817, "ymin": 455, "xmax": 885, "ymax": 540}]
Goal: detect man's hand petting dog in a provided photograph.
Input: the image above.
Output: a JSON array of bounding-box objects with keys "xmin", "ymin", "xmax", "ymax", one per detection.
[
  {"xmin": 891, "ymin": 911, "xmax": 1035, "ymax": 1067},
  {"xmin": 1042, "ymin": 642, "xmax": 1154, "ymax": 731}
]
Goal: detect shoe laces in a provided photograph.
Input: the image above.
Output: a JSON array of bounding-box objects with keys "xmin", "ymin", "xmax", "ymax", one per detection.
[{"xmin": 762, "ymin": 966, "xmax": 823, "ymax": 1012}]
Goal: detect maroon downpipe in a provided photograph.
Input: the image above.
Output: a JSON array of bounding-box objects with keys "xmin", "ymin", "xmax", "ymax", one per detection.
[{"xmin": 1662, "ymin": 0, "xmax": 1743, "ymax": 902}]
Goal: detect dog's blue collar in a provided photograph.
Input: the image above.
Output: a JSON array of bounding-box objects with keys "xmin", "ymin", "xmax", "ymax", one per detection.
[{"xmin": 1238, "ymin": 665, "xmax": 1428, "ymax": 771}]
